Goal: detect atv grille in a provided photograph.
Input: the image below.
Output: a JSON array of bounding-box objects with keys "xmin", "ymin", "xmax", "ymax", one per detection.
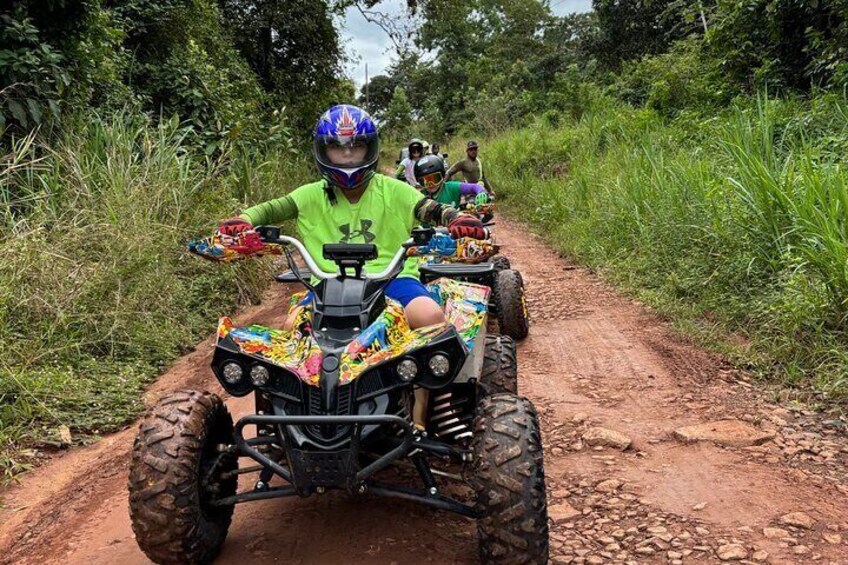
[
  {"xmin": 355, "ymin": 370, "xmax": 386, "ymax": 399},
  {"xmin": 428, "ymin": 385, "xmax": 475, "ymax": 443},
  {"xmin": 306, "ymin": 385, "xmax": 353, "ymax": 443},
  {"xmin": 276, "ymin": 372, "xmax": 302, "ymax": 401}
]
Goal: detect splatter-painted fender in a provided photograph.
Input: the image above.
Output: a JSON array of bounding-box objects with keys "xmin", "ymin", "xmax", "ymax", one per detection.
[{"xmin": 216, "ymin": 278, "xmax": 489, "ymax": 387}]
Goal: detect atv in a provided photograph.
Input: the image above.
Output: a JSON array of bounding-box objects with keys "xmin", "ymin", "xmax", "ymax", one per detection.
[
  {"xmin": 127, "ymin": 226, "xmax": 548, "ymax": 564},
  {"xmin": 414, "ymin": 227, "xmax": 529, "ymax": 341}
]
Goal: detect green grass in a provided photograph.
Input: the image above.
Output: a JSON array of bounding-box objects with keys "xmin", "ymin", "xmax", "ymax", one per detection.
[
  {"xmin": 0, "ymin": 111, "xmax": 313, "ymax": 483},
  {"xmin": 480, "ymin": 92, "xmax": 848, "ymax": 404}
]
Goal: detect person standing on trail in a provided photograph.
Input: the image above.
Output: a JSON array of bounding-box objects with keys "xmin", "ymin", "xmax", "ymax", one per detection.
[
  {"xmin": 446, "ymin": 140, "xmax": 494, "ymax": 196},
  {"xmin": 395, "ymin": 138, "xmax": 426, "ymax": 187},
  {"xmin": 216, "ymin": 105, "xmax": 488, "ymax": 330}
]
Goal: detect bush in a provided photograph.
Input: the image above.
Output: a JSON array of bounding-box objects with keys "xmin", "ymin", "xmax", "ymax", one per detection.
[
  {"xmin": 0, "ymin": 110, "xmax": 311, "ymax": 482},
  {"xmin": 485, "ymin": 91, "xmax": 848, "ymax": 400},
  {"xmin": 616, "ymin": 39, "xmax": 731, "ymax": 118}
]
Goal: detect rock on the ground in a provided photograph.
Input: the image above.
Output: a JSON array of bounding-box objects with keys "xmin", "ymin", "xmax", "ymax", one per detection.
[
  {"xmin": 582, "ymin": 427, "xmax": 632, "ymax": 450},
  {"xmin": 717, "ymin": 544, "xmax": 748, "ymax": 561},
  {"xmin": 751, "ymin": 550, "xmax": 769, "ymax": 562},
  {"xmin": 595, "ymin": 479, "xmax": 622, "ymax": 493},
  {"xmin": 822, "ymin": 532, "xmax": 842, "ymax": 544},
  {"xmin": 763, "ymin": 527, "xmax": 789, "ymax": 538},
  {"xmin": 673, "ymin": 420, "xmax": 775, "ymax": 447},
  {"xmin": 779, "ymin": 512, "xmax": 816, "ymax": 529},
  {"xmin": 549, "ymin": 501, "xmax": 581, "ymax": 523}
]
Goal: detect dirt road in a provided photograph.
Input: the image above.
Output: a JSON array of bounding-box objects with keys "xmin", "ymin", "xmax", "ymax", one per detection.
[{"xmin": 1, "ymin": 217, "xmax": 847, "ymax": 564}]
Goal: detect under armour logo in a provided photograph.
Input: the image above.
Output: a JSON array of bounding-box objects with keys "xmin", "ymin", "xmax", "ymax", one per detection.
[{"xmin": 339, "ymin": 219, "xmax": 375, "ymax": 243}]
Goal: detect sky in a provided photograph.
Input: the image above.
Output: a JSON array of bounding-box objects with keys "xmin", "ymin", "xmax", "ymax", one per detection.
[{"xmin": 340, "ymin": 0, "xmax": 593, "ymax": 89}]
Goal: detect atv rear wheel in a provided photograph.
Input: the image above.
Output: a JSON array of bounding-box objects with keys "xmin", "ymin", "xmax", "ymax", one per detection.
[
  {"xmin": 492, "ymin": 269, "xmax": 529, "ymax": 340},
  {"xmin": 479, "ymin": 335, "xmax": 517, "ymax": 395},
  {"xmin": 490, "ymin": 254, "xmax": 511, "ymax": 272},
  {"xmin": 471, "ymin": 394, "xmax": 548, "ymax": 564},
  {"xmin": 128, "ymin": 390, "xmax": 238, "ymax": 565}
]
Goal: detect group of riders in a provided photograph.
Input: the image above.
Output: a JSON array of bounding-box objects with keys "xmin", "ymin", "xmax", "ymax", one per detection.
[
  {"xmin": 218, "ymin": 104, "xmax": 497, "ymax": 332},
  {"xmin": 395, "ymin": 137, "xmax": 495, "ymax": 211}
]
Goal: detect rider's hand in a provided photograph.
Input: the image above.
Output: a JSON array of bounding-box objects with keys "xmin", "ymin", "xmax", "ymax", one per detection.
[
  {"xmin": 217, "ymin": 217, "xmax": 253, "ymax": 237},
  {"xmin": 474, "ymin": 192, "xmax": 489, "ymax": 205},
  {"xmin": 449, "ymin": 215, "xmax": 488, "ymax": 240}
]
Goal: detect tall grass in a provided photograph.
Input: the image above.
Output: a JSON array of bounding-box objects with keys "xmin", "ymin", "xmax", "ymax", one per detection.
[
  {"xmin": 484, "ymin": 92, "xmax": 848, "ymax": 401},
  {"xmin": 0, "ymin": 112, "xmax": 312, "ymax": 482}
]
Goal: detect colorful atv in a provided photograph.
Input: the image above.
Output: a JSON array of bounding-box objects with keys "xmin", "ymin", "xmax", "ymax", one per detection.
[
  {"xmin": 461, "ymin": 198, "xmax": 496, "ymax": 224},
  {"xmin": 127, "ymin": 227, "xmax": 548, "ymax": 565},
  {"xmin": 414, "ymin": 227, "xmax": 529, "ymax": 340}
]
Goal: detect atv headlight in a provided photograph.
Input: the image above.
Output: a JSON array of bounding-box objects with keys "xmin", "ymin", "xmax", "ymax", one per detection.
[
  {"xmin": 250, "ymin": 364, "xmax": 270, "ymax": 386},
  {"xmin": 397, "ymin": 358, "xmax": 418, "ymax": 382},
  {"xmin": 222, "ymin": 362, "xmax": 244, "ymax": 384},
  {"xmin": 428, "ymin": 354, "xmax": 450, "ymax": 377}
]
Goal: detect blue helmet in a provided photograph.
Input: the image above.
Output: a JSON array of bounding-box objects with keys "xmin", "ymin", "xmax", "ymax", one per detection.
[{"xmin": 313, "ymin": 104, "xmax": 380, "ymax": 191}]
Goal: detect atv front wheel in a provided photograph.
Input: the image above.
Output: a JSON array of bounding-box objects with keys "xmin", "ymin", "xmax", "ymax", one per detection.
[
  {"xmin": 492, "ymin": 269, "xmax": 529, "ymax": 340},
  {"xmin": 471, "ymin": 394, "xmax": 548, "ymax": 564},
  {"xmin": 128, "ymin": 390, "xmax": 238, "ymax": 565},
  {"xmin": 490, "ymin": 254, "xmax": 511, "ymax": 272},
  {"xmin": 479, "ymin": 334, "xmax": 517, "ymax": 395}
]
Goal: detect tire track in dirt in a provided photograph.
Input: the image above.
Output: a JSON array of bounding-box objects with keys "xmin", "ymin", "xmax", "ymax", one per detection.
[{"xmin": 1, "ymin": 216, "xmax": 847, "ymax": 564}]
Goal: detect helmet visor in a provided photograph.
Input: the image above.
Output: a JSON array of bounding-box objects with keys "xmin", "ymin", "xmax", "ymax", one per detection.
[
  {"xmin": 315, "ymin": 134, "xmax": 379, "ymax": 170},
  {"xmin": 419, "ymin": 171, "xmax": 444, "ymax": 190}
]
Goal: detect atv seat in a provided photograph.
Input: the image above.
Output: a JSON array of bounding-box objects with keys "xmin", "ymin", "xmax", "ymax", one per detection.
[{"xmin": 419, "ymin": 263, "xmax": 495, "ymax": 279}]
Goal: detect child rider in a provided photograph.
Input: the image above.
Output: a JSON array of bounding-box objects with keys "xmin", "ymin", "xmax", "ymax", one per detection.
[
  {"xmin": 216, "ymin": 104, "xmax": 488, "ymax": 331},
  {"xmin": 413, "ymin": 153, "xmax": 489, "ymax": 209}
]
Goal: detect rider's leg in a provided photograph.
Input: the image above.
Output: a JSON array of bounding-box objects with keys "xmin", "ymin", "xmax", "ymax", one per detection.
[{"xmin": 385, "ymin": 278, "xmax": 446, "ymax": 329}]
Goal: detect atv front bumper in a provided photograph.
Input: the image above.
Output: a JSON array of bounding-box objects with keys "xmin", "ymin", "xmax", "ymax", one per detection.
[{"xmin": 210, "ymin": 413, "xmax": 479, "ymax": 518}]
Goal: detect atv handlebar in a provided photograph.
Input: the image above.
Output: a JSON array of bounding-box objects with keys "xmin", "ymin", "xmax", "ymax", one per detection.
[{"xmin": 255, "ymin": 226, "xmax": 413, "ymax": 281}]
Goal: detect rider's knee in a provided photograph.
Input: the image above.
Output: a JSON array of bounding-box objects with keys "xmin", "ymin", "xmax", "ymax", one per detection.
[{"xmin": 404, "ymin": 296, "xmax": 445, "ymax": 329}]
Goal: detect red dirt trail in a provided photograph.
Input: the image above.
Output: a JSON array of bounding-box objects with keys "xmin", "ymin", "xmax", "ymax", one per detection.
[{"xmin": 1, "ymin": 217, "xmax": 847, "ymax": 564}]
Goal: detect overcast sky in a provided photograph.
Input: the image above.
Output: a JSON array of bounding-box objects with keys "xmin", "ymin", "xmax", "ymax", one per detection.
[{"xmin": 341, "ymin": 0, "xmax": 593, "ymax": 89}]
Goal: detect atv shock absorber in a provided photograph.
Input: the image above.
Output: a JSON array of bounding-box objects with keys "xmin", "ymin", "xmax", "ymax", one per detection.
[{"xmin": 412, "ymin": 387, "xmax": 430, "ymax": 431}]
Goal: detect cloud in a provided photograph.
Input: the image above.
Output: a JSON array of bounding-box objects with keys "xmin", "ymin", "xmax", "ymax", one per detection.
[{"xmin": 340, "ymin": 0, "xmax": 408, "ymax": 89}]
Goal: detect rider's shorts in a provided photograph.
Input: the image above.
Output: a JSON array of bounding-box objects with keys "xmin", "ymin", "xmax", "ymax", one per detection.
[{"xmin": 300, "ymin": 276, "xmax": 433, "ymax": 308}]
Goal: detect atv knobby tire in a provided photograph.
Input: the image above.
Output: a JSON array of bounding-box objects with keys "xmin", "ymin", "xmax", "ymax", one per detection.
[
  {"xmin": 471, "ymin": 394, "xmax": 548, "ymax": 564},
  {"xmin": 128, "ymin": 390, "xmax": 238, "ymax": 565},
  {"xmin": 493, "ymin": 269, "xmax": 529, "ymax": 340},
  {"xmin": 491, "ymin": 254, "xmax": 511, "ymax": 272},
  {"xmin": 479, "ymin": 335, "xmax": 517, "ymax": 395}
]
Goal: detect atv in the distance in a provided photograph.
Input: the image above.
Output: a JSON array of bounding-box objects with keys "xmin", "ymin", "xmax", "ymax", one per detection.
[
  {"xmin": 415, "ymin": 227, "xmax": 529, "ymax": 340},
  {"xmin": 127, "ymin": 227, "xmax": 548, "ymax": 564}
]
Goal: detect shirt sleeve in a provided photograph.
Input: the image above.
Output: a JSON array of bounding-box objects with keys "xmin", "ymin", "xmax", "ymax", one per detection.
[
  {"xmin": 239, "ymin": 183, "xmax": 313, "ymax": 225},
  {"xmin": 458, "ymin": 182, "xmax": 485, "ymax": 196},
  {"xmin": 446, "ymin": 160, "xmax": 461, "ymax": 179}
]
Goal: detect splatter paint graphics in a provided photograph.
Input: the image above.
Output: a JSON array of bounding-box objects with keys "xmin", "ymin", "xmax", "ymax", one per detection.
[{"xmin": 217, "ymin": 279, "xmax": 490, "ymax": 386}]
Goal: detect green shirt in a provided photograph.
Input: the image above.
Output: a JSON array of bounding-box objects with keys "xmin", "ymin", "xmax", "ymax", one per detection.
[
  {"xmin": 430, "ymin": 181, "xmax": 464, "ymax": 207},
  {"xmin": 240, "ymin": 174, "xmax": 424, "ymax": 278}
]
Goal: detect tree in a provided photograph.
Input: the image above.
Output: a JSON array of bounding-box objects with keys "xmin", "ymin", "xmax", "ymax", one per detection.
[
  {"xmin": 357, "ymin": 74, "xmax": 397, "ymax": 119},
  {"xmin": 706, "ymin": 0, "xmax": 848, "ymax": 91},
  {"xmin": 591, "ymin": 0, "xmax": 683, "ymax": 70},
  {"xmin": 383, "ymin": 86, "xmax": 412, "ymax": 137},
  {"xmin": 218, "ymin": 0, "xmax": 348, "ymax": 129}
]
